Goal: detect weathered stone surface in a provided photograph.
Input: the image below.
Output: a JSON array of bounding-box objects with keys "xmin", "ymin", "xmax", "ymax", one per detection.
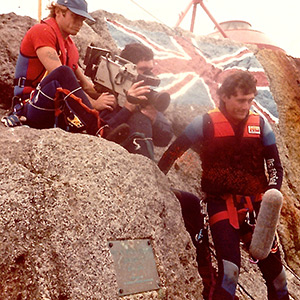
[
  {"xmin": 0, "ymin": 126, "xmax": 202, "ymax": 299},
  {"xmin": 256, "ymin": 49, "xmax": 300, "ymax": 271}
]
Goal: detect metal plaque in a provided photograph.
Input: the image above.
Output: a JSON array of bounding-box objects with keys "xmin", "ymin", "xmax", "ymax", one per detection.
[{"xmin": 108, "ymin": 239, "xmax": 160, "ymax": 296}]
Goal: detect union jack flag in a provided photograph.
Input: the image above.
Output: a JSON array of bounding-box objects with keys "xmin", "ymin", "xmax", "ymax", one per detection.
[{"xmin": 105, "ymin": 18, "xmax": 278, "ymax": 123}]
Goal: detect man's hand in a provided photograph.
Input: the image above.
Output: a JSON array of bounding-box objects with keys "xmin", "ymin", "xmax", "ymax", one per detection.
[
  {"xmin": 91, "ymin": 92, "xmax": 117, "ymax": 111},
  {"xmin": 127, "ymin": 80, "xmax": 150, "ymax": 101},
  {"xmin": 124, "ymin": 80, "xmax": 151, "ymax": 112}
]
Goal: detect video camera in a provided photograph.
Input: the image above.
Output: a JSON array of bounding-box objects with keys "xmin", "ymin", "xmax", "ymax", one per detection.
[{"xmin": 83, "ymin": 45, "xmax": 170, "ymax": 112}]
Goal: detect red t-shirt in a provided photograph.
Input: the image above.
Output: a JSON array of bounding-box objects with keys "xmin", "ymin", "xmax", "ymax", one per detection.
[{"xmin": 15, "ymin": 18, "xmax": 79, "ymax": 96}]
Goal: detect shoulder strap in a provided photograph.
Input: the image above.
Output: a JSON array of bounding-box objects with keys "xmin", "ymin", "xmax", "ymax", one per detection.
[
  {"xmin": 208, "ymin": 108, "xmax": 235, "ymax": 137},
  {"xmin": 42, "ymin": 18, "xmax": 67, "ymax": 65}
]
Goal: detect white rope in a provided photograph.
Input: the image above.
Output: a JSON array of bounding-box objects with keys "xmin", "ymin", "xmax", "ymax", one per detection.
[
  {"xmin": 35, "ymin": 85, "xmax": 55, "ymax": 101},
  {"xmin": 28, "ymin": 86, "xmax": 83, "ymax": 111},
  {"xmin": 96, "ymin": 124, "xmax": 109, "ymax": 137},
  {"xmin": 28, "ymin": 100, "xmax": 55, "ymax": 111},
  {"xmin": 63, "ymin": 87, "xmax": 82, "ymax": 100},
  {"xmin": 132, "ymin": 137, "xmax": 153, "ymax": 150}
]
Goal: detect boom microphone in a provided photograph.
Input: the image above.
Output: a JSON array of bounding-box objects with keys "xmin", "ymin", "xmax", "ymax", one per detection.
[{"xmin": 249, "ymin": 189, "xmax": 283, "ymax": 260}]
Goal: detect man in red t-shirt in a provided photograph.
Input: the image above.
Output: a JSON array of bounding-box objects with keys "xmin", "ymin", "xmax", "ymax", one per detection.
[{"xmin": 4, "ymin": 0, "xmax": 145, "ymax": 140}]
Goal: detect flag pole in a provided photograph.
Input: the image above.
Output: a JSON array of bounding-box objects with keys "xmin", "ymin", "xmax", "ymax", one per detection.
[{"xmin": 38, "ymin": 0, "xmax": 42, "ymax": 21}]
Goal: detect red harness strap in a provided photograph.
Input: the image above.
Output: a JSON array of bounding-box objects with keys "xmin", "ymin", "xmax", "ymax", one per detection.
[
  {"xmin": 54, "ymin": 87, "xmax": 103, "ymax": 135},
  {"xmin": 209, "ymin": 194, "xmax": 262, "ymax": 229}
]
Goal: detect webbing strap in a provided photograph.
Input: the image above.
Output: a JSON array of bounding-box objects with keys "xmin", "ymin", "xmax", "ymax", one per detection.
[
  {"xmin": 14, "ymin": 77, "xmax": 33, "ymax": 88},
  {"xmin": 244, "ymin": 196, "xmax": 254, "ymax": 213},
  {"xmin": 226, "ymin": 195, "xmax": 239, "ymax": 229},
  {"xmin": 54, "ymin": 87, "xmax": 100, "ymax": 123},
  {"xmin": 209, "ymin": 211, "xmax": 229, "ymax": 227},
  {"xmin": 209, "ymin": 208, "xmax": 249, "ymax": 227},
  {"xmin": 209, "ymin": 194, "xmax": 262, "ymax": 228}
]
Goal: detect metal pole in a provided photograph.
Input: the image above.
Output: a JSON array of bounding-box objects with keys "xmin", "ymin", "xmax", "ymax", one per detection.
[
  {"xmin": 38, "ymin": 0, "xmax": 42, "ymax": 22},
  {"xmin": 198, "ymin": 0, "xmax": 228, "ymax": 38},
  {"xmin": 190, "ymin": 3, "xmax": 198, "ymax": 32}
]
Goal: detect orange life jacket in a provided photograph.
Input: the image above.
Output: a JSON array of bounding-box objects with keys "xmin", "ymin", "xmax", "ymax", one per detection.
[{"xmin": 200, "ymin": 108, "xmax": 267, "ymax": 196}]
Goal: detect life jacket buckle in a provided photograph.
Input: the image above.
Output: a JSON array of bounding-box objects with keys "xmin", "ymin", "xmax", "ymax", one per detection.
[{"xmin": 17, "ymin": 77, "xmax": 27, "ymax": 88}]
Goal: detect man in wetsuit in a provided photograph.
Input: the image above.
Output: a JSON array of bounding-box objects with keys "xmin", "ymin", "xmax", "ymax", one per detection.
[{"xmin": 158, "ymin": 70, "xmax": 289, "ymax": 300}]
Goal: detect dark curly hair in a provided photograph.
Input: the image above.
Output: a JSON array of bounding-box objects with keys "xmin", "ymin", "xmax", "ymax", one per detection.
[
  {"xmin": 217, "ymin": 70, "xmax": 258, "ymax": 99},
  {"xmin": 119, "ymin": 43, "xmax": 154, "ymax": 64}
]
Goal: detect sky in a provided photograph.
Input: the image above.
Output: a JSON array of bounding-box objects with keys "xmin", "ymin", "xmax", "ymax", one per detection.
[{"xmin": 1, "ymin": 0, "xmax": 299, "ymax": 57}]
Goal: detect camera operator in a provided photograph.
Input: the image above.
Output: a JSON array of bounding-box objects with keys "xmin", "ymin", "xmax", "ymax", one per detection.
[{"xmin": 99, "ymin": 43, "xmax": 173, "ymax": 160}]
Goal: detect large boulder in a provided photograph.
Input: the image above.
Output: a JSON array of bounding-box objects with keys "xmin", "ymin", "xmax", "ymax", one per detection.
[{"xmin": 0, "ymin": 126, "xmax": 202, "ymax": 299}]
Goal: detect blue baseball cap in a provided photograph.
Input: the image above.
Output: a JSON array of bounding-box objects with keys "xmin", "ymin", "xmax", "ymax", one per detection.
[{"xmin": 57, "ymin": 0, "xmax": 95, "ymax": 22}]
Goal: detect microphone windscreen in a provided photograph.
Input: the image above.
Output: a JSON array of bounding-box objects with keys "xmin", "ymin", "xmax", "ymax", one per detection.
[{"xmin": 249, "ymin": 189, "xmax": 283, "ymax": 260}]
